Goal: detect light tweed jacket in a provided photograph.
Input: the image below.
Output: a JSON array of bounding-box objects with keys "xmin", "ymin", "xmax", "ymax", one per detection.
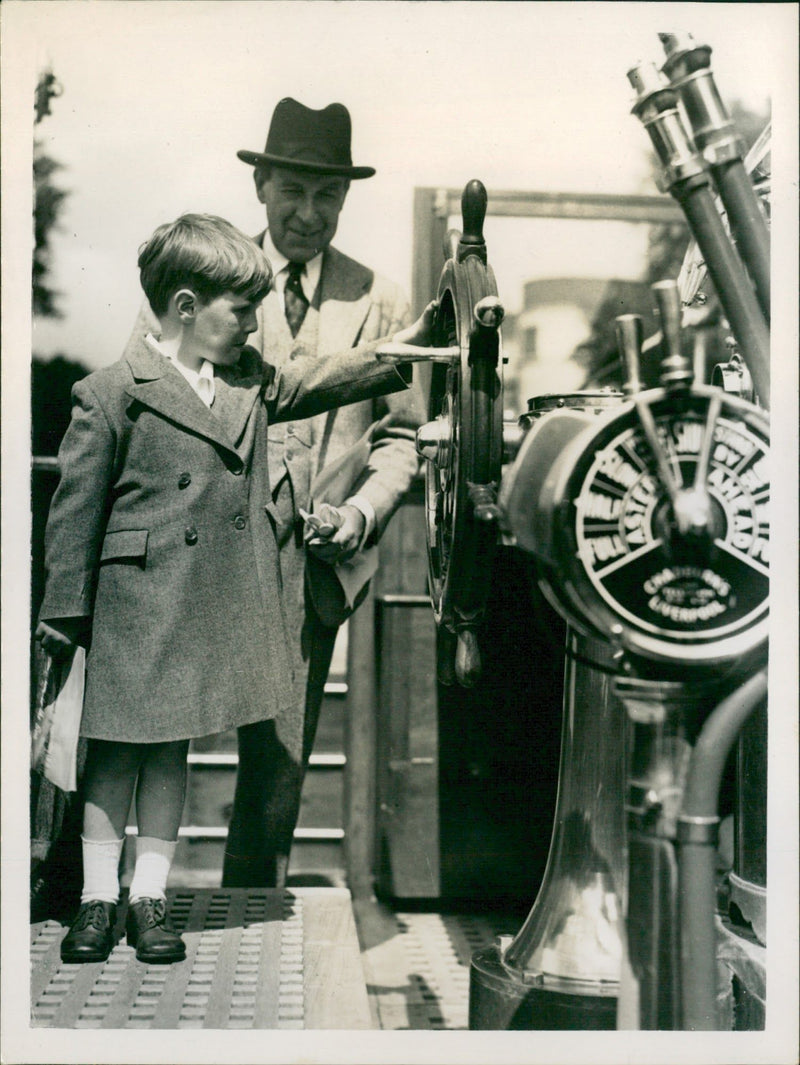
[{"xmin": 251, "ymin": 242, "xmax": 425, "ymax": 626}]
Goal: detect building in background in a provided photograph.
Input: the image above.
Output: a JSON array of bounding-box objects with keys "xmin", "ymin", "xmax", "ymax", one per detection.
[{"xmin": 501, "ymin": 276, "xmax": 661, "ymax": 413}]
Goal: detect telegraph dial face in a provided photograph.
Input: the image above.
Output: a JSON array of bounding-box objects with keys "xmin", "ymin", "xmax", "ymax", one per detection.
[{"xmin": 557, "ymin": 388, "xmax": 769, "ymax": 664}]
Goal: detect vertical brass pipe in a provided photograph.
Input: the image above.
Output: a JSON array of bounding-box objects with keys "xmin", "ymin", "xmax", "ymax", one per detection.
[
  {"xmin": 660, "ymin": 33, "xmax": 771, "ymax": 323},
  {"xmin": 677, "ymin": 670, "xmax": 768, "ymax": 1030},
  {"xmin": 628, "ymin": 62, "xmax": 770, "ymax": 408}
]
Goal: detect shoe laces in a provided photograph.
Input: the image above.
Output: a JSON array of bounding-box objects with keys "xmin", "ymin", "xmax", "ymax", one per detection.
[
  {"xmin": 74, "ymin": 900, "xmax": 111, "ymax": 932},
  {"xmin": 136, "ymin": 897, "xmax": 167, "ymax": 928}
]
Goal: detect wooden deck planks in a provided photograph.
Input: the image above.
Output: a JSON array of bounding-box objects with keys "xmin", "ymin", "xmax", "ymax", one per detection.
[{"xmin": 299, "ymin": 889, "xmax": 372, "ymax": 1029}]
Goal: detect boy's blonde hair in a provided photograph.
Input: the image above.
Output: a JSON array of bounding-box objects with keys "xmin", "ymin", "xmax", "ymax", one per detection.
[{"xmin": 138, "ymin": 213, "xmax": 273, "ymax": 316}]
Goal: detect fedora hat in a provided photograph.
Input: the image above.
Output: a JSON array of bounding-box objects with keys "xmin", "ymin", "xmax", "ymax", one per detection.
[{"xmin": 237, "ymin": 98, "xmax": 375, "ymax": 179}]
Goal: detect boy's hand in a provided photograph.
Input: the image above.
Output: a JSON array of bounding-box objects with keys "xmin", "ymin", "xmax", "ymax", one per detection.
[
  {"xmin": 304, "ymin": 504, "xmax": 365, "ymax": 564},
  {"xmin": 35, "ymin": 618, "xmax": 85, "ymax": 659},
  {"xmin": 392, "ymin": 299, "xmax": 438, "ymax": 348}
]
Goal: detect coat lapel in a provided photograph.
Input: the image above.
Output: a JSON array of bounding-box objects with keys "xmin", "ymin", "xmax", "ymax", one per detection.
[
  {"xmin": 123, "ymin": 336, "xmax": 260, "ymax": 456},
  {"xmin": 213, "ymin": 349, "xmax": 265, "ymax": 448}
]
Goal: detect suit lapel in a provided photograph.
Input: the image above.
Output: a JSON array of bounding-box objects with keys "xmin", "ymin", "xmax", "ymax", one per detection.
[
  {"xmin": 317, "ymin": 247, "xmax": 374, "ymax": 356},
  {"xmin": 246, "ymin": 242, "xmax": 378, "ymax": 482},
  {"xmin": 312, "ymin": 249, "xmax": 376, "ymax": 471},
  {"xmin": 250, "ymin": 242, "xmax": 374, "ymax": 365},
  {"xmin": 255, "ymin": 290, "xmax": 294, "ymax": 367}
]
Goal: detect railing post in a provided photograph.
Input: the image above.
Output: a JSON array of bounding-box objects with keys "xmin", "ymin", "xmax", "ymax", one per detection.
[{"xmin": 343, "ymin": 586, "xmax": 378, "ymax": 898}]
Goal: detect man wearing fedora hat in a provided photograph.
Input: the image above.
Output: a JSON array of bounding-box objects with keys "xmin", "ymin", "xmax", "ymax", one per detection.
[{"xmin": 219, "ymin": 98, "xmax": 425, "ymax": 888}]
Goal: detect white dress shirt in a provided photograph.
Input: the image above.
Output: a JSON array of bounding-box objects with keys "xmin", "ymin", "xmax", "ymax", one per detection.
[{"xmin": 146, "ymin": 333, "xmax": 215, "ymax": 407}]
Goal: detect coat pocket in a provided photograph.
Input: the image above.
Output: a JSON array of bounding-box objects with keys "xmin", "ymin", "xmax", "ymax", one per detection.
[{"xmin": 100, "ymin": 528, "xmax": 149, "ymax": 564}]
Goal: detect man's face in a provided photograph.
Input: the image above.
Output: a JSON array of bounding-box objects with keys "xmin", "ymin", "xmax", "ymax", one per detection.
[
  {"xmin": 256, "ymin": 167, "xmax": 349, "ymax": 263},
  {"xmin": 190, "ymin": 290, "xmax": 261, "ymax": 366}
]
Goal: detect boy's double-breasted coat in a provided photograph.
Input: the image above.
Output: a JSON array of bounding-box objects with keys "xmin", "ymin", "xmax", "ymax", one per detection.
[{"xmin": 38, "ymin": 334, "xmax": 410, "ymax": 744}]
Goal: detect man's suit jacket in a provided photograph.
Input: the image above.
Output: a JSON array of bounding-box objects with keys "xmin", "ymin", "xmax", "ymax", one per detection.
[
  {"xmin": 252, "ymin": 243, "xmax": 425, "ymax": 626},
  {"xmin": 39, "ymin": 335, "xmax": 411, "ymax": 743}
]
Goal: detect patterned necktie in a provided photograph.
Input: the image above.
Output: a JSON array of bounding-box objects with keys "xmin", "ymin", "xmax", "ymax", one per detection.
[{"xmin": 284, "ymin": 262, "xmax": 309, "ymax": 338}]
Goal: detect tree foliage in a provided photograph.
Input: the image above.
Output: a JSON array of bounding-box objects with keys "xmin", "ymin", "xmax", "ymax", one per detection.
[
  {"xmin": 33, "ymin": 71, "xmax": 69, "ymax": 319},
  {"xmin": 32, "ymin": 356, "xmax": 88, "ymax": 456},
  {"xmin": 33, "ymin": 151, "xmax": 69, "ymax": 318}
]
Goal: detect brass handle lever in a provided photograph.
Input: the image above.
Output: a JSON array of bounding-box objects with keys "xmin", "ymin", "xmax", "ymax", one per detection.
[{"xmin": 376, "ymin": 342, "xmax": 461, "ymax": 364}]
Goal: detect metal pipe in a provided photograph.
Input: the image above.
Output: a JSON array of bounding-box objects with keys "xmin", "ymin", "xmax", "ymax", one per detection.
[
  {"xmin": 627, "ymin": 63, "xmax": 770, "ymax": 408},
  {"xmin": 676, "ymin": 190, "xmax": 769, "ymax": 404},
  {"xmin": 660, "ymin": 33, "xmax": 771, "ymax": 322},
  {"xmin": 615, "ymin": 314, "xmax": 645, "ymax": 395},
  {"xmin": 707, "ymin": 165, "xmax": 770, "ymax": 321},
  {"xmin": 677, "ymin": 669, "xmax": 768, "ymax": 1029},
  {"xmin": 617, "ymin": 680, "xmax": 694, "ymax": 1030}
]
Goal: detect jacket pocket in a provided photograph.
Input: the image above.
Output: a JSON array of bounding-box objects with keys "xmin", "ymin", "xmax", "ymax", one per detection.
[
  {"xmin": 286, "ymin": 421, "xmax": 313, "ymax": 448},
  {"xmin": 100, "ymin": 529, "xmax": 149, "ymax": 563},
  {"xmin": 268, "ymin": 421, "xmax": 313, "ymax": 449}
]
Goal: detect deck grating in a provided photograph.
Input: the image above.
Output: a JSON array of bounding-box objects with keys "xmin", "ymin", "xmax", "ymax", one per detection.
[{"xmin": 31, "ymin": 888, "xmax": 370, "ymax": 1030}]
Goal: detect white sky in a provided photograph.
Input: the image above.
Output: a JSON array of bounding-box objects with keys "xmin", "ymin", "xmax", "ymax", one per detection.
[{"xmin": 2, "ymin": 0, "xmax": 793, "ymax": 371}]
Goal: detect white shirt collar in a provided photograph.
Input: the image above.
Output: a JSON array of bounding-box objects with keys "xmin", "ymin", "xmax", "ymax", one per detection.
[
  {"xmin": 146, "ymin": 333, "xmax": 215, "ymax": 407},
  {"xmin": 261, "ymin": 232, "xmax": 322, "ymax": 305}
]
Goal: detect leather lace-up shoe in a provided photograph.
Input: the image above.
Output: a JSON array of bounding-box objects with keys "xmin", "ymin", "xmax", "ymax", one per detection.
[
  {"xmin": 126, "ymin": 897, "xmax": 186, "ymax": 964},
  {"xmin": 60, "ymin": 900, "xmax": 117, "ymax": 963}
]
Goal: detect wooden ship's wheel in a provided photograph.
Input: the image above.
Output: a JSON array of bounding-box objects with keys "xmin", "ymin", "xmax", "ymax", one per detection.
[{"xmin": 378, "ymin": 180, "xmax": 505, "ymax": 686}]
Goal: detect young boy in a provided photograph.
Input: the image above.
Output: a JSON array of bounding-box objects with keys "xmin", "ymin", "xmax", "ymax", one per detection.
[{"xmin": 35, "ymin": 213, "xmax": 432, "ymax": 963}]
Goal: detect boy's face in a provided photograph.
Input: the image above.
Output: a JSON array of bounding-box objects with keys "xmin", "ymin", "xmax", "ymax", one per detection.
[
  {"xmin": 256, "ymin": 167, "xmax": 349, "ymax": 263},
  {"xmin": 191, "ymin": 291, "xmax": 261, "ymax": 365}
]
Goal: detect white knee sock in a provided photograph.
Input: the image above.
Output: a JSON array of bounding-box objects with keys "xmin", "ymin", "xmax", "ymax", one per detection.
[
  {"xmin": 128, "ymin": 836, "xmax": 177, "ymax": 903},
  {"xmin": 80, "ymin": 836, "xmax": 125, "ymax": 905}
]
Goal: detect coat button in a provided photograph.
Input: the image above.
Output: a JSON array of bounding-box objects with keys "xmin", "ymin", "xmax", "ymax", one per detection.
[
  {"xmin": 178, "ymin": 472, "xmax": 192, "ymax": 489},
  {"xmin": 233, "ymin": 515, "xmax": 247, "ymax": 530},
  {"xmin": 185, "ymin": 526, "xmax": 198, "ymax": 544}
]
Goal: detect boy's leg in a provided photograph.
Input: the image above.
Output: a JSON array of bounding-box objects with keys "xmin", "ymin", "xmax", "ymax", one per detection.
[
  {"xmin": 81, "ymin": 739, "xmax": 142, "ymax": 901},
  {"xmin": 130, "ymin": 739, "xmax": 189, "ymax": 900},
  {"xmin": 134, "ymin": 739, "xmax": 190, "ymax": 843},
  {"xmin": 126, "ymin": 739, "xmax": 190, "ymax": 963},
  {"xmin": 61, "ymin": 739, "xmax": 141, "ymax": 962}
]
